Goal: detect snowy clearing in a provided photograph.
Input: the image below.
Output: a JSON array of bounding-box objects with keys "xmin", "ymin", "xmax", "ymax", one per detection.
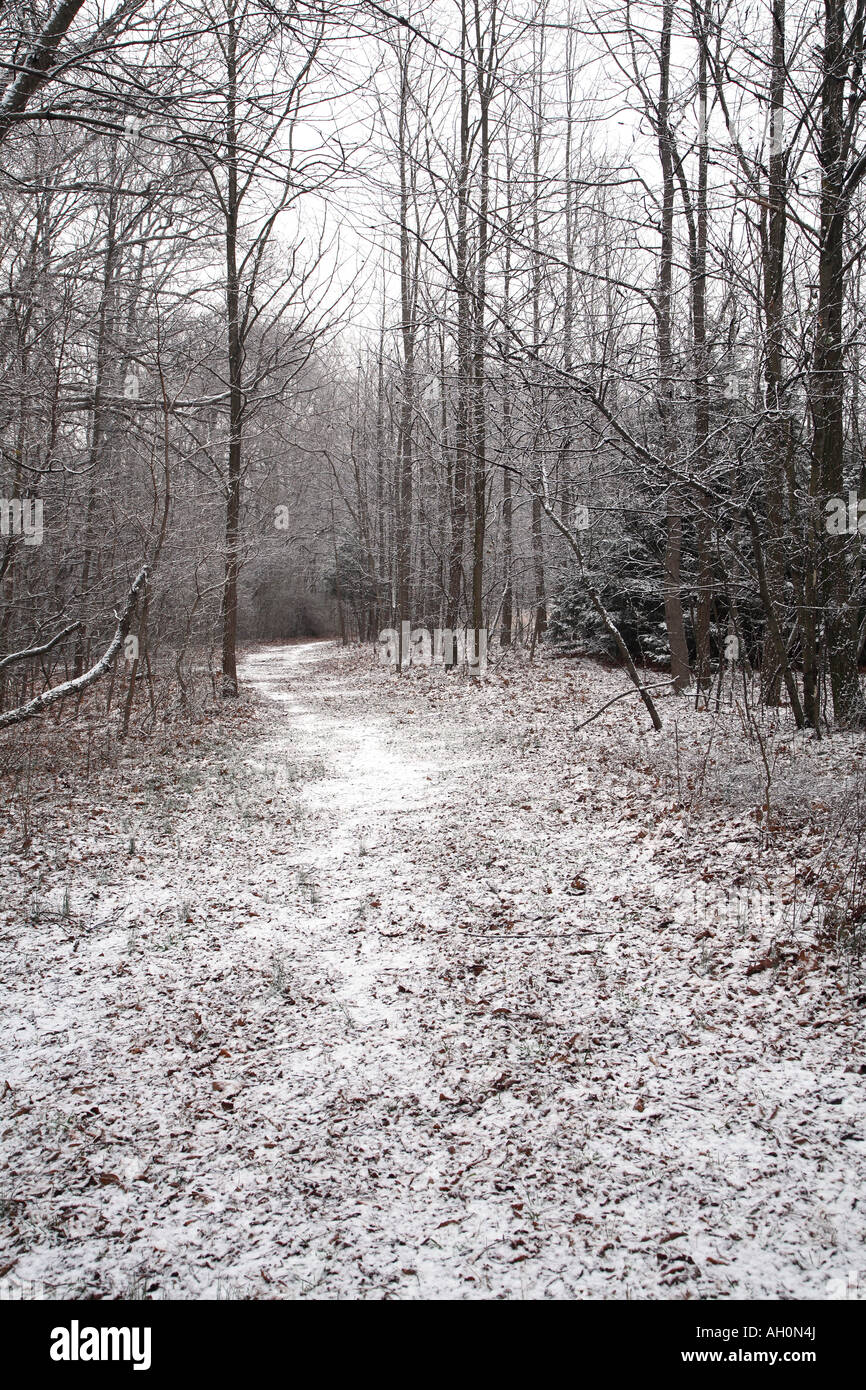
[{"xmin": 1, "ymin": 642, "xmax": 864, "ymax": 1299}]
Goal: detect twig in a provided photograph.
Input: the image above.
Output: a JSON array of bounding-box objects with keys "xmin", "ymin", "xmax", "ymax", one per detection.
[
  {"xmin": 0, "ymin": 567, "xmax": 147, "ymax": 730},
  {"xmin": 0, "ymin": 622, "xmax": 80, "ymax": 675},
  {"xmin": 572, "ymin": 681, "xmax": 679, "ymax": 733}
]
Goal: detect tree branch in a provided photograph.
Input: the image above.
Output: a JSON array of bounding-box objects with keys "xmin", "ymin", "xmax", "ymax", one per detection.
[
  {"xmin": 0, "ymin": 568, "xmax": 147, "ymax": 730},
  {"xmin": 0, "ymin": 622, "xmax": 80, "ymax": 675}
]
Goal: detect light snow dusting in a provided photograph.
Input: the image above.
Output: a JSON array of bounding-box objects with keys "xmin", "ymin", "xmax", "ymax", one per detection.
[{"xmin": 1, "ymin": 643, "xmax": 864, "ymax": 1298}]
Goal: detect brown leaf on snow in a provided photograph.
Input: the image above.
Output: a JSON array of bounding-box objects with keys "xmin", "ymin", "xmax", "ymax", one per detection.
[{"xmin": 746, "ymin": 957, "xmax": 775, "ymax": 976}]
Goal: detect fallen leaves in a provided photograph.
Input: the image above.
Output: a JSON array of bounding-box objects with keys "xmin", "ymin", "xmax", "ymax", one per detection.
[{"xmin": 0, "ymin": 643, "xmax": 862, "ymax": 1303}]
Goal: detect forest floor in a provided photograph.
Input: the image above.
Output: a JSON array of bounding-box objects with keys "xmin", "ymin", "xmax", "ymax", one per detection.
[{"xmin": 1, "ymin": 640, "xmax": 865, "ymax": 1299}]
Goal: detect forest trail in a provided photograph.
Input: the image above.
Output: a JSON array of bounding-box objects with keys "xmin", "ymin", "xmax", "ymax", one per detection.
[
  {"xmin": 2, "ymin": 643, "xmax": 864, "ymax": 1300},
  {"xmin": 5, "ymin": 0, "xmax": 866, "ymax": 1318}
]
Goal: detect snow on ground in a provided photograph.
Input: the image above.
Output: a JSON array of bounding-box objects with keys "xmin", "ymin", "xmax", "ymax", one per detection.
[{"xmin": 1, "ymin": 641, "xmax": 864, "ymax": 1299}]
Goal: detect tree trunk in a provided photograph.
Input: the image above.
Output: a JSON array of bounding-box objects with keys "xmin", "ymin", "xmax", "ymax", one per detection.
[
  {"xmin": 658, "ymin": 0, "xmax": 690, "ymax": 690},
  {"xmin": 221, "ymin": 2, "xmax": 242, "ymax": 698},
  {"xmin": 395, "ymin": 40, "xmax": 416, "ymax": 652},
  {"xmin": 810, "ymin": 0, "xmax": 865, "ymax": 727},
  {"xmin": 447, "ymin": 4, "xmax": 471, "ymax": 630}
]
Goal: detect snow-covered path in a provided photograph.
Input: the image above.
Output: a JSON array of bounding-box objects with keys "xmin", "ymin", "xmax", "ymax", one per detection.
[{"xmin": 1, "ymin": 642, "xmax": 864, "ymax": 1299}]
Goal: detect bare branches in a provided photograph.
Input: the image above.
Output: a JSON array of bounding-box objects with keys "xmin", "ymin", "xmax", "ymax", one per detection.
[
  {"xmin": 0, "ymin": 0, "xmax": 86, "ymax": 144},
  {"xmin": 0, "ymin": 622, "xmax": 80, "ymax": 675},
  {"xmin": 0, "ymin": 568, "xmax": 147, "ymax": 730},
  {"xmin": 572, "ymin": 679, "xmax": 678, "ymax": 732}
]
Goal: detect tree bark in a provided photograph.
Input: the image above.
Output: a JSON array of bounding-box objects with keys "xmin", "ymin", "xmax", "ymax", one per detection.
[
  {"xmin": 810, "ymin": 0, "xmax": 866, "ymax": 727},
  {"xmin": 658, "ymin": 0, "xmax": 691, "ymax": 691}
]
